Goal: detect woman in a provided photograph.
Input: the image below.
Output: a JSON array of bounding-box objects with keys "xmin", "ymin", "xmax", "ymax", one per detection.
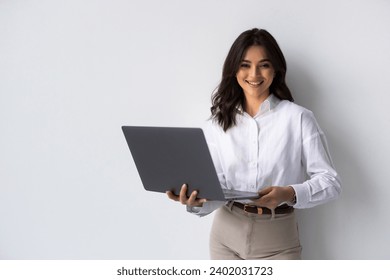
[{"xmin": 167, "ymin": 28, "xmax": 341, "ymax": 259}]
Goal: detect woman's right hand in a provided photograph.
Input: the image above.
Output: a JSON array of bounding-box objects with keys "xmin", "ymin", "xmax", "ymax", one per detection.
[{"xmin": 166, "ymin": 184, "xmax": 207, "ymax": 207}]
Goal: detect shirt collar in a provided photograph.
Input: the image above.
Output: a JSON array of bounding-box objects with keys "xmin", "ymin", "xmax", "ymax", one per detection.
[
  {"xmin": 237, "ymin": 93, "xmax": 280, "ymax": 117},
  {"xmin": 262, "ymin": 93, "xmax": 280, "ymax": 113}
]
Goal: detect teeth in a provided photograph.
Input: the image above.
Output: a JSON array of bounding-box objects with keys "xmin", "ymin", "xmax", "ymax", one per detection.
[{"xmin": 246, "ymin": 80, "xmax": 262, "ymax": 86}]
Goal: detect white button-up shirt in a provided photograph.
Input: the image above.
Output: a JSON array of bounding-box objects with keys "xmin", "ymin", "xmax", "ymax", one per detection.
[{"xmin": 191, "ymin": 94, "xmax": 341, "ymax": 216}]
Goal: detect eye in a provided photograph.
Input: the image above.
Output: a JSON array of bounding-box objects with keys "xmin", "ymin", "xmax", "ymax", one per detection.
[
  {"xmin": 259, "ymin": 63, "xmax": 271, "ymax": 68},
  {"xmin": 240, "ymin": 63, "xmax": 250, "ymax": 68}
]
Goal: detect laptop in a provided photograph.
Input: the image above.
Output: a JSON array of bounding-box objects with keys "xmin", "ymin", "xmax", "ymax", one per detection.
[{"xmin": 122, "ymin": 126, "xmax": 260, "ymax": 201}]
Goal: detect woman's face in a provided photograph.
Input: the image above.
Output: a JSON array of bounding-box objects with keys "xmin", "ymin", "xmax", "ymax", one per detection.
[{"xmin": 236, "ymin": 45, "xmax": 275, "ymax": 101}]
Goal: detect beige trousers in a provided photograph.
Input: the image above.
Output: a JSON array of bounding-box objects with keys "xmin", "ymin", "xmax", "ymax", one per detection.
[{"xmin": 210, "ymin": 204, "xmax": 302, "ymax": 260}]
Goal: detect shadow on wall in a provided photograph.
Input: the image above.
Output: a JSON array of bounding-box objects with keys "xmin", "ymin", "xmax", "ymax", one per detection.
[{"xmin": 286, "ymin": 61, "xmax": 376, "ymax": 259}]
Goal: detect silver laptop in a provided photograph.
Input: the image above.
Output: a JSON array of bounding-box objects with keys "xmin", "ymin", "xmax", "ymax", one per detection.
[{"xmin": 122, "ymin": 126, "xmax": 259, "ymax": 201}]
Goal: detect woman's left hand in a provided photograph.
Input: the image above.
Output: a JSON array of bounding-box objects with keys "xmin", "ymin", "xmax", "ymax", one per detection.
[{"xmin": 252, "ymin": 186, "xmax": 295, "ymax": 209}]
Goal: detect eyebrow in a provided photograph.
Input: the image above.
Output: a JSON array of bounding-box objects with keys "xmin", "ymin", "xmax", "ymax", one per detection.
[{"xmin": 241, "ymin": 58, "xmax": 271, "ymax": 63}]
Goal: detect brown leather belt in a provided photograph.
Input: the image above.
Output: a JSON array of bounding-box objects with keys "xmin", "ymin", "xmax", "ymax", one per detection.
[{"xmin": 232, "ymin": 202, "xmax": 294, "ymax": 215}]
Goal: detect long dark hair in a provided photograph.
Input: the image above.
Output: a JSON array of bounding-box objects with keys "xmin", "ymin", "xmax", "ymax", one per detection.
[{"xmin": 211, "ymin": 28, "xmax": 294, "ymax": 131}]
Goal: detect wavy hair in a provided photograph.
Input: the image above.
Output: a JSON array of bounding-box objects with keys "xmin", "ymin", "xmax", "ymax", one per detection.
[{"xmin": 210, "ymin": 28, "xmax": 294, "ymax": 131}]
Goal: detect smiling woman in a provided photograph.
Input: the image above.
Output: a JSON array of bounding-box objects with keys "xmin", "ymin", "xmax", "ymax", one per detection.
[
  {"xmin": 210, "ymin": 29, "xmax": 294, "ymax": 131},
  {"xmin": 236, "ymin": 46, "xmax": 275, "ymax": 116},
  {"xmin": 167, "ymin": 28, "xmax": 341, "ymax": 260}
]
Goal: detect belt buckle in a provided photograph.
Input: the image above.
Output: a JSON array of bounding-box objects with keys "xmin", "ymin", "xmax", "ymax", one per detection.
[{"xmin": 244, "ymin": 204, "xmax": 263, "ymax": 215}]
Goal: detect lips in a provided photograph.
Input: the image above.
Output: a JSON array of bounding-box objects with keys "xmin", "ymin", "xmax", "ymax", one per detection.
[{"xmin": 245, "ymin": 80, "xmax": 263, "ymax": 86}]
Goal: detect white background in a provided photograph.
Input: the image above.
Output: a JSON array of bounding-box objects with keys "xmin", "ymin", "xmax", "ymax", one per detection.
[{"xmin": 1, "ymin": 0, "xmax": 389, "ymax": 259}]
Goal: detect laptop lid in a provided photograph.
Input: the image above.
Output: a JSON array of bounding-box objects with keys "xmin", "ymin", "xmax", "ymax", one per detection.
[{"xmin": 122, "ymin": 126, "xmax": 259, "ymax": 201}]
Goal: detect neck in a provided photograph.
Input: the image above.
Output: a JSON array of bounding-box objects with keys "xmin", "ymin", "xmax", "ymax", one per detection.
[{"xmin": 244, "ymin": 93, "xmax": 270, "ymax": 117}]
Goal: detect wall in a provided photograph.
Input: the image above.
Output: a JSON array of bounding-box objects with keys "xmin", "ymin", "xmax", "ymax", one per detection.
[{"xmin": 0, "ymin": 0, "xmax": 389, "ymax": 259}]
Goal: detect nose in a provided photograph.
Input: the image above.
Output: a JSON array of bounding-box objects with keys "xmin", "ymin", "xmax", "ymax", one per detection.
[{"xmin": 250, "ymin": 65, "xmax": 260, "ymax": 77}]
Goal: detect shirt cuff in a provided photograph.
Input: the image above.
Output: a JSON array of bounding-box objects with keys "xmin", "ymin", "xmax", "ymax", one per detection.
[
  {"xmin": 186, "ymin": 201, "xmax": 225, "ymax": 217},
  {"xmin": 290, "ymin": 183, "xmax": 310, "ymax": 209}
]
